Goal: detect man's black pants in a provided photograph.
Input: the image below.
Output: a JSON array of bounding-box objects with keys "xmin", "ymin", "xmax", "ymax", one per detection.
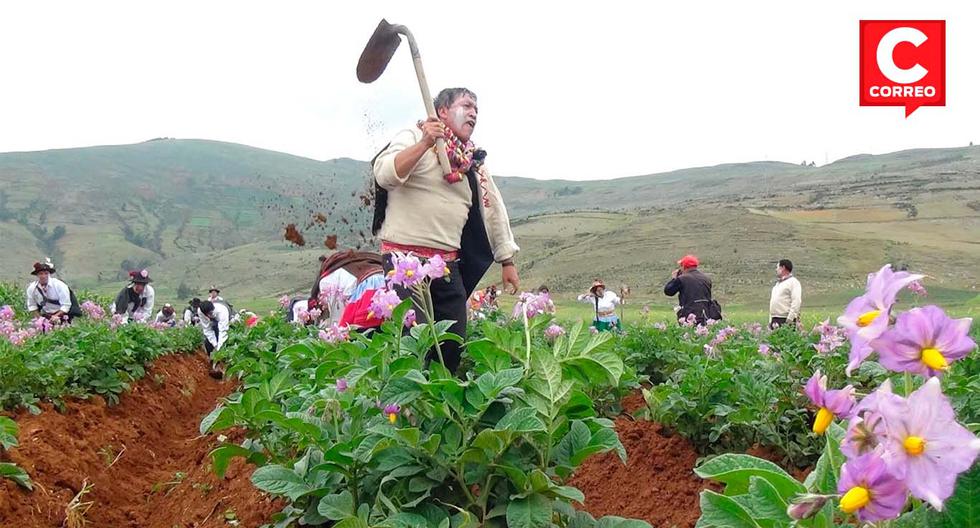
[{"xmin": 383, "ymin": 256, "xmax": 467, "ymax": 373}]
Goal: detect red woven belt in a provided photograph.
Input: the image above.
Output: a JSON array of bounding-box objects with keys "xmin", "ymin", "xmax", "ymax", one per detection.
[{"xmin": 380, "ymin": 241, "xmax": 459, "ymax": 261}]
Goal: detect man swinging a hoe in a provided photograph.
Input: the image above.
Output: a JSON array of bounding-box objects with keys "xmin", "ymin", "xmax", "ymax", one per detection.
[
  {"xmin": 360, "ymin": 20, "xmax": 519, "ymax": 373},
  {"xmin": 373, "ymin": 88, "xmax": 520, "ymax": 373}
]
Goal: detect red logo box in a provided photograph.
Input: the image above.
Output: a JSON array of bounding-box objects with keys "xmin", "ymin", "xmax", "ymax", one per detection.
[{"xmin": 860, "ymin": 20, "xmax": 945, "ymax": 117}]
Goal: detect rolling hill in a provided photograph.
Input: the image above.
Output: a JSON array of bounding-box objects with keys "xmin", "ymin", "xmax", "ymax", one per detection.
[{"xmin": 1, "ymin": 139, "xmax": 977, "ymax": 311}]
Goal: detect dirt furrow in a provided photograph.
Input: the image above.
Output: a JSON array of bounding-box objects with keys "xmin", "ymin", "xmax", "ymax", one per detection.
[{"xmin": 0, "ymin": 351, "xmax": 281, "ymax": 528}]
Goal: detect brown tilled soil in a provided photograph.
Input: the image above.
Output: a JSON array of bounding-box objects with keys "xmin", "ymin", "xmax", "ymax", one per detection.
[
  {"xmin": 0, "ymin": 351, "xmax": 281, "ymax": 528},
  {"xmin": 571, "ymin": 418, "xmax": 719, "ymax": 528}
]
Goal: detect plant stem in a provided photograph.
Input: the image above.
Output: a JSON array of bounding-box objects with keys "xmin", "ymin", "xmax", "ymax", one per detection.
[
  {"xmin": 419, "ymin": 283, "xmax": 446, "ymax": 368},
  {"xmin": 522, "ymin": 309, "xmax": 531, "ymax": 368},
  {"xmin": 904, "ymin": 371, "xmax": 913, "ymax": 397}
]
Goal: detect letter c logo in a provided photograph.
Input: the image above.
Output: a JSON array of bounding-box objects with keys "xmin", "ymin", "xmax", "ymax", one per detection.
[{"xmin": 876, "ymin": 27, "xmax": 929, "ymax": 84}]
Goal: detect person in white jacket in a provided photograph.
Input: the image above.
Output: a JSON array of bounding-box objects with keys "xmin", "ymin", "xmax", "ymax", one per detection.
[
  {"xmin": 199, "ymin": 300, "xmax": 229, "ymax": 378},
  {"xmin": 154, "ymin": 304, "xmax": 177, "ymax": 327},
  {"xmin": 578, "ymin": 279, "xmax": 622, "ymax": 331},
  {"xmin": 25, "ymin": 259, "xmax": 75, "ymax": 323},
  {"xmin": 769, "ymin": 259, "xmax": 802, "ymax": 329}
]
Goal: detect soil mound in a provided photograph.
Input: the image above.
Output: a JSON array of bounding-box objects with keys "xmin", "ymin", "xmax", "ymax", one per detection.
[{"xmin": 0, "ymin": 351, "xmax": 281, "ymax": 527}]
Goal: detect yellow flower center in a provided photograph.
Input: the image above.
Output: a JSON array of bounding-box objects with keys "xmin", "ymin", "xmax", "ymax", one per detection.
[
  {"xmin": 388, "ymin": 412, "xmax": 397, "ymax": 424},
  {"xmin": 839, "ymin": 486, "xmax": 871, "ymax": 514},
  {"xmin": 813, "ymin": 407, "xmax": 834, "ymax": 435},
  {"xmin": 920, "ymin": 347, "xmax": 948, "ymax": 371},
  {"xmin": 856, "ymin": 310, "xmax": 881, "ymax": 327},
  {"xmin": 903, "ymin": 435, "xmax": 926, "ymax": 456},
  {"xmin": 405, "ymin": 270, "xmax": 414, "ymax": 278}
]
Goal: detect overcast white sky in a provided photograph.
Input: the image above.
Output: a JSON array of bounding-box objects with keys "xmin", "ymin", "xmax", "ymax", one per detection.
[{"xmin": 1, "ymin": 1, "xmax": 977, "ymax": 180}]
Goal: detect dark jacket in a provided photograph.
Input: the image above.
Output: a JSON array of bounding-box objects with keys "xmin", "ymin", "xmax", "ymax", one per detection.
[{"xmin": 664, "ymin": 269, "xmax": 722, "ymax": 323}]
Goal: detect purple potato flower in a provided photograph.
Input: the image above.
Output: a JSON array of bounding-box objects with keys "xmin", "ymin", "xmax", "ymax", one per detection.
[
  {"xmin": 872, "ymin": 305, "xmax": 975, "ymax": 378},
  {"xmin": 336, "ymin": 378, "xmax": 348, "ymax": 393},
  {"xmin": 383, "ymin": 403, "xmax": 400, "ymax": 424},
  {"xmin": 278, "ymin": 294, "xmax": 291, "ymax": 309},
  {"xmin": 368, "ymin": 288, "xmax": 401, "ymax": 320},
  {"xmin": 403, "ymin": 309, "xmax": 417, "ymax": 328},
  {"xmin": 907, "ymin": 280, "xmax": 927, "ymax": 296},
  {"xmin": 512, "ymin": 292, "xmax": 551, "ymax": 320},
  {"xmin": 387, "ymin": 252, "xmax": 424, "ymax": 288},
  {"xmin": 877, "ymin": 377, "xmax": 980, "ymax": 510},
  {"xmin": 32, "ymin": 317, "xmax": 53, "ymax": 333},
  {"xmin": 81, "ymin": 300, "xmax": 105, "ymax": 320},
  {"xmin": 758, "ymin": 343, "xmax": 771, "ymax": 356},
  {"xmin": 804, "ymin": 370, "xmax": 856, "ymax": 434},
  {"xmin": 838, "ymin": 265, "xmax": 924, "ymax": 375},
  {"xmin": 0, "ymin": 305, "xmax": 14, "ymax": 321},
  {"xmin": 318, "ymin": 323, "xmax": 350, "ymax": 344},
  {"xmin": 421, "ymin": 254, "xmax": 449, "ymax": 280},
  {"xmin": 837, "ymin": 452, "xmax": 908, "ymax": 522},
  {"xmin": 544, "ymin": 324, "xmax": 565, "ymax": 341}
]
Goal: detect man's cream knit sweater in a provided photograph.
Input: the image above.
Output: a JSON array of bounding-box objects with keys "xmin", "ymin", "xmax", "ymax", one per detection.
[{"xmin": 373, "ymin": 128, "xmax": 519, "ymax": 263}]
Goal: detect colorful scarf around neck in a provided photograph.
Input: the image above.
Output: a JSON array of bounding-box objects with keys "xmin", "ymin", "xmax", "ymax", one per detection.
[{"xmin": 418, "ymin": 120, "xmax": 475, "ymax": 184}]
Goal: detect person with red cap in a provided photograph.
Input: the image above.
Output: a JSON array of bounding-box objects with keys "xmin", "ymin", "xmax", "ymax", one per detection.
[{"xmin": 664, "ymin": 255, "xmax": 722, "ymax": 324}]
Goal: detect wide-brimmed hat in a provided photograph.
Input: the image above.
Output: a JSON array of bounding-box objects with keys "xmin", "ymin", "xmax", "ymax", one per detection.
[
  {"xmin": 31, "ymin": 259, "xmax": 56, "ymax": 275},
  {"xmin": 677, "ymin": 255, "xmax": 700, "ymax": 268},
  {"xmin": 129, "ymin": 269, "xmax": 152, "ymax": 284},
  {"xmin": 209, "ymin": 285, "xmax": 220, "ymax": 293},
  {"xmin": 589, "ymin": 279, "xmax": 606, "ymax": 293}
]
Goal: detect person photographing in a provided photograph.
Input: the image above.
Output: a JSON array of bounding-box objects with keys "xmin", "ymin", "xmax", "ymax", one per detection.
[{"xmin": 664, "ymin": 255, "xmax": 722, "ymax": 324}]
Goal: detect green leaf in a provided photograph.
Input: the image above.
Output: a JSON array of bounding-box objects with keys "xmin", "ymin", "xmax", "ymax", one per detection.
[
  {"xmin": 695, "ymin": 490, "xmax": 761, "ymax": 528},
  {"xmin": 587, "ymin": 427, "xmax": 627, "ymax": 464},
  {"xmin": 554, "ymin": 420, "xmax": 591, "ymax": 467},
  {"xmin": 317, "ymin": 490, "xmax": 355, "ymax": 520},
  {"xmin": 695, "ymin": 454, "xmax": 804, "ymax": 501},
  {"xmin": 802, "ymin": 422, "xmax": 845, "ymax": 495},
  {"xmin": 476, "ymin": 368, "xmax": 524, "ymax": 400},
  {"xmin": 496, "ymin": 407, "xmax": 546, "ymax": 433},
  {"xmin": 395, "ymin": 428, "xmax": 421, "ymax": 447},
  {"xmin": 374, "ymin": 447, "xmax": 415, "ymax": 472},
  {"xmin": 209, "ymin": 444, "xmax": 255, "ymax": 479},
  {"xmin": 420, "ymin": 433, "xmax": 441, "ymax": 456},
  {"xmin": 594, "ymin": 517, "xmax": 652, "ymax": 528},
  {"xmin": 0, "ymin": 462, "xmax": 32, "ymax": 491},
  {"xmin": 199, "ymin": 404, "xmax": 233, "ymax": 434},
  {"xmin": 495, "ymin": 464, "xmax": 529, "ymax": 490},
  {"xmin": 0, "ymin": 417, "xmax": 18, "ymax": 450},
  {"xmin": 382, "ymin": 512, "xmax": 430, "ymax": 528},
  {"xmin": 380, "ymin": 376, "xmax": 422, "ymax": 407},
  {"xmin": 743, "ymin": 476, "xmax": 791, "ymax": 525},
  {"xmin": 335, "ymin": 517, "xmax": 370, "ymax": 528},
  {"xmin": 550, "ymin": 485, "xmax": 585, "ymax": 503},
  {"xmin": 472, "ymin": 429, "xmax": 509, "ymax": 456},
  {"xmin": 250, "ymin": 465, "xmax": 310, "ymax": 500},
  {"xmin": 506, "ymin": 494, "xmax": 553, "ymax": 528},
  {"xmin": 466, "ymin": 340, "xmax": 512, "ymax": 372}
]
